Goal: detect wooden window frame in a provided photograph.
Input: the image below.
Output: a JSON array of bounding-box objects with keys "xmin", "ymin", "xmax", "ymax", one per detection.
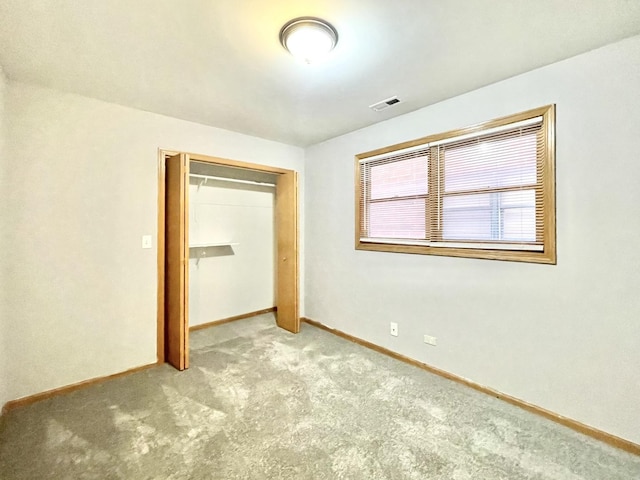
[{"xmin": 355, "ymin": 105, "xmax": 556, "ymax": 264}]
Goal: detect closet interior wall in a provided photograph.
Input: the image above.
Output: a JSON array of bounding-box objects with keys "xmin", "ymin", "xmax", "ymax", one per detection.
[{"xmin": 188, "ymin": 161, "xmax": 277, "ymax": 327}]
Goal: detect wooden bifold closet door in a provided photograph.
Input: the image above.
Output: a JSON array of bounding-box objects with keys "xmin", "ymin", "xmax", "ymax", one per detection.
[
  {"xmin": 165, "ymin": 153, "xmax": 189, "ymax": 370},
  {"xmin": 161, "ymin": 151, "xmax": 300, "ymax": 371},
  {"xmin": 275, "ymin": 170, "xmax": 299, "ymax": 333}
]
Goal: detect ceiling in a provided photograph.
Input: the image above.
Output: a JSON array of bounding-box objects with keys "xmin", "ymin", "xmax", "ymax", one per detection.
[{"xmin": 1, "ymin": 1, "xmax": 640, "ymax": 147}]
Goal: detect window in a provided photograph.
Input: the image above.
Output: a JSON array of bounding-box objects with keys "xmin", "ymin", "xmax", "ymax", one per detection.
[{"xmin": 356, "ymin": 105, "xmax": 556, "ymax": 263}]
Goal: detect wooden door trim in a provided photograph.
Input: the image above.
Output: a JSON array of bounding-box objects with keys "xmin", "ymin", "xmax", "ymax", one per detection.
[
  {"xmin": 156, "ymin": 148, "xmax": 300, "ymax": 363},
  {"xmin": 161, "ymin": 150, "xmax": 292, "ymax": 174},
  {"xmin": 157, "ymin": 149, "xmax": 166, "ymax": 363}
]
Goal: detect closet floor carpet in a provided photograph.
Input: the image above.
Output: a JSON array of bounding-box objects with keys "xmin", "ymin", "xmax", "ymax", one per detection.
[{"xmin": 1, "ymin": 313, "xmax": 638, "ymax": 479}]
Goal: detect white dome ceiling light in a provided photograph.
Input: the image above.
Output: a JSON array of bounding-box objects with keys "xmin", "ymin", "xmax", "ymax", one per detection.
[{"xmin": 279, "ymin": 17, "xmax": 338, "ymax": 64}]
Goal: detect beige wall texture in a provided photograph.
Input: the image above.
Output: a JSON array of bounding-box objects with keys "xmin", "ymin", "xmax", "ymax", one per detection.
[
  {"xmin": 304, "ymin": 35, "xmax": 640, "ymax": 444},
  {"xmin": 1, "ymin": 82, "xmax": 304, "ymax": 406}
]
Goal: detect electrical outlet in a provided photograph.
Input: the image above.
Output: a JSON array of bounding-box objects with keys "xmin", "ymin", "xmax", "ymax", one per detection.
[
  {"xmin": 390, "ymin": 322, "xmax": 398, "ymax": 337},
  {"xmin": 424, "ymin": 335, "xmax": 437, "ymax": 346}
]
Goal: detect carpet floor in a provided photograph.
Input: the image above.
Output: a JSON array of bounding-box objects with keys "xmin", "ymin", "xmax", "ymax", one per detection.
[{"xmin": 0, "ymin": 313, "xmax": 638, "ymax": 479}]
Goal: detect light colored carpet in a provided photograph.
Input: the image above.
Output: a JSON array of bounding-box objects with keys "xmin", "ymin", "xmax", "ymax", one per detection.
[{"xmin": 0, "ymin": 313, "xmax": 638, "ymax": 479}]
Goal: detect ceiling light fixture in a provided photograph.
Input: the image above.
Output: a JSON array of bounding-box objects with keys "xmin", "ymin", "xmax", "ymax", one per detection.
[{"xmin": 279, "ymin": 17, "xmax": 338, "ymax": 64}]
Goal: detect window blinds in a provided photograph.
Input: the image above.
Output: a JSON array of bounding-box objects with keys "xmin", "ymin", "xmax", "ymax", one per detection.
[
  {"xmin": 359, "ymin": 116, "xmax": 545, "ymax": 251},
  {"xmin": 359, "ymin": 148, "xmax": 430, "ymax": 241}
]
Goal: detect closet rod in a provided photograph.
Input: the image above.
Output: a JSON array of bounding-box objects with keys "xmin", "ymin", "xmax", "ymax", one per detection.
[{"xmin": 189, "ymin": 173, "xmax": 276, "ymax": 187}]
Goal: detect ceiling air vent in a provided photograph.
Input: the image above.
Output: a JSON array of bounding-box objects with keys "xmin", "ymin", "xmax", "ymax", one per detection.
[{"xmin": 369, "ymin": 96, "xmax": 401, "ymax": 112}]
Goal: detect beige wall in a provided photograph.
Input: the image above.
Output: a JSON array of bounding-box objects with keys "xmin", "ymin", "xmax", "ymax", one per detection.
[
  {"xmin": 304, "ymin": 35, "xmax": 640, "ymax": 444},
  {"xmin": 2, "ymin": 82, "xmax": 304, "ymax": 405}
]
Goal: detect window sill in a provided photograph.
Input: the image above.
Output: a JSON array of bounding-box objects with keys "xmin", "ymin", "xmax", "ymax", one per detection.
[{"xmin": 355, "ymin": 240, "xmax": 556, "ymax": 264}]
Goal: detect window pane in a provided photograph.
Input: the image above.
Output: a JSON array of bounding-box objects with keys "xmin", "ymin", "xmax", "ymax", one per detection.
[
  {"xmin": 442, "ymin": 190, "xmax": 536, "ymax": 242},
  {"xmin": 370, "ymin": 156, "xmax": 428, "ymax": 200},
  {"xmin": 369, "ymin": 199, "xmax": 426, "ymax": 239},
  {"xmin": 501, "ymin": 190, "xmax": 536, "ymax": 241},
  {"xmin": 442, "ymin": 194, "xmax": 492, "ymax": 240},
  {"xmin": 444, "ymin": 133, "xmax": 537, "ymax": 193}
]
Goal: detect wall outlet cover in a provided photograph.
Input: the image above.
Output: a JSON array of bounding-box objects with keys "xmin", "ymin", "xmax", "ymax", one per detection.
[
  {"xmin": 390, "ymin": 322, "xmax": 398, "ymax": 337},
  {"xmin": 424, "ymin": 335, "xmax": 437, "ymax": 346}
]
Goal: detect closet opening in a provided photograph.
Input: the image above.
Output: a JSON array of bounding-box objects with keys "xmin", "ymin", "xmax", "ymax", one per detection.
[
  {"xmin": 188, "ymin": 161, "xmax": 277, "ymax": 332},
  {"xmin": 157, "ymin": 150, "xmax": 299, "ymax": 371}
]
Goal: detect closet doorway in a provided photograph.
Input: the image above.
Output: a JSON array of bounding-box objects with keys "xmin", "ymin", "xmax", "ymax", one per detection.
[{"xmin": 157, "ymin": 150, "xmax": 299, "ymax": 370}]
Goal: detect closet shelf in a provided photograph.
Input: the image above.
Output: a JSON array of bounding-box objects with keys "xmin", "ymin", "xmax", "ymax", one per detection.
[{"xmin": 189, "ymin": 242, "xmax": 239, "ymax": 248}]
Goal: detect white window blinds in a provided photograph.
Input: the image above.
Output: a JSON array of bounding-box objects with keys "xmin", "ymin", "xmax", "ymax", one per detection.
[
  {"xmin": 360, "ymin": 148, "xmax": 430, "ymax": 241},
  {"xmin": 359, "ymin": 115, "xmax": 547, "ymax": 252}
]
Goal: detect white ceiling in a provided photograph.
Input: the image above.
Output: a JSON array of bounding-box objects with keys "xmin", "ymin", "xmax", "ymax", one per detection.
[{"xmin": 1, "ymin": 1, "xmax": 640, "ymax": 147}]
